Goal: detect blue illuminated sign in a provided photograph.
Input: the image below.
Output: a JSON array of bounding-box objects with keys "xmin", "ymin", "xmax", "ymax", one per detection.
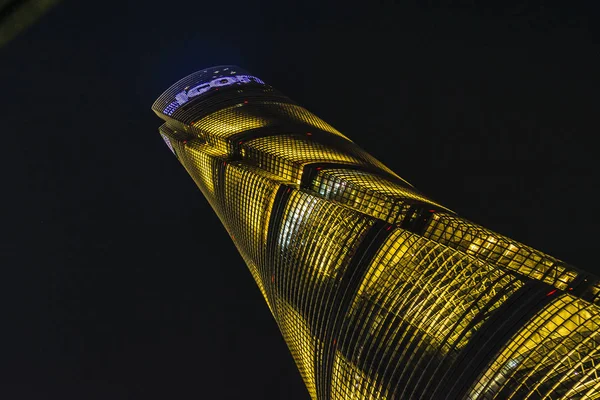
[
  {"xmin": 162, "ymin": 73, "xmax": 264, "ymax": 116},
  {"xmin": 175, "ymin": 74, "xmax": 264, "ymax": 106}
]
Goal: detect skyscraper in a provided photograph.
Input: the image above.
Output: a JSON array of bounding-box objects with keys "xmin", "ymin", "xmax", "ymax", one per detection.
[{"xmin": 152, "ymin": 66, "xmax": 600, "ymax": 399}]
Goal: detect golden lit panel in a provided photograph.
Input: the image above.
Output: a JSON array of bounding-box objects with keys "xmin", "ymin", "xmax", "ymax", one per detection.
[
  {"xmin": 312, "ymin": 168, "xmax": 449, "ymax": 223},
  {"xmin": 190, "ymin": 103, "xmax": 269, "ymax": 154},
  {"xmin": 192, "ymin": 101, "xmax": 349, "ymax": 139},
  {"xmin": 331, "ymin": 351, "xmax": 387, "ymax": 400},
  {"xmin": 341, "ymin": 228, "xmax": 523, "ymax": 397},
  {"xmin": 424, "ymin": 212, "xmax": 578, "ymax": 290},
  {"xmin": 244, "ymin": 258, "xmax": 272, "ymax": 313},
  {"xmin": 272, "ymin": 189, "xmax": 375, "ymax": 398},
  {"xmin": 221, "ymin": 162, "xmax": 285, "ymax": 268},
  {"xmin": 590, "ymin": 283, "xmax": 600, "ymax": 306},
  {"xmin": 243, "ymin": 135, "xmax": 375, "ymax": 184},
  {"xmin": 220, "ymin": 166, "xmax": 277, "ymax": 310},
  {"xmin": 193, "ymin": 103, "xmax": 269, "ymax": 137},
  {"xmin": 276, "ymin": 190, "xmax": 374, "ymax": 282},
  {"xmin": 223, "ymin": 237, "xmax": 274, "ymax": 313},
  {"xmin": 186, "ymin": 101, "xmax": 354, "ymax": 155},
  {"xmin": 268, "ymin": 102, "xmax": 348, "ymax": 139},
  {"xmin": 469, "ymin": 295, "xmax": 600, "ymax": 399},
  {"xmin": 180, "ymin": 141, "xmax": 228, "ymax": 205},
  {"xmin": 276, "ymin": 299, "xmax": 320, "ymax": 399}
]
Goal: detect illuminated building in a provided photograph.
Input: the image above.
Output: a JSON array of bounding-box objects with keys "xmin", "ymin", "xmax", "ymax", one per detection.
[{"xmin": 152, "ymin": 66, "xmax": 600, "ymax": 399}]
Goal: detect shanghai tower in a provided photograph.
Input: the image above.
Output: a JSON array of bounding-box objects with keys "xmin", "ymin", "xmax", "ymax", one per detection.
[{"xmin": 152, "ymin": 66, "xmax": 600, "ymax": 399}]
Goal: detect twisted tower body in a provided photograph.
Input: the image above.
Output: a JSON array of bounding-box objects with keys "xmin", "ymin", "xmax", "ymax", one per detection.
[{"xmin": 153, "ymin": 66, "xmax": 600, "ymax": 399}]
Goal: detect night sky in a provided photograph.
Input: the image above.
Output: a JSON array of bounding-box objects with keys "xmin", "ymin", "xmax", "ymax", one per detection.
[{"xmin": 1, "ymin": 1, "xmax": 599, "ymax": 399}]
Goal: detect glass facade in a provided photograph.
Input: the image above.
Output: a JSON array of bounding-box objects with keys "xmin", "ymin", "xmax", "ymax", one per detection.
[{"xmin": 153, "ymin": 65, "xmax": 599, "ymax": 399}]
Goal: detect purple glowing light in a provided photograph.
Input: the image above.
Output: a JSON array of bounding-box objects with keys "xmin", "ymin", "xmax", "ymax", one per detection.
[
  {"xmin": 173, "ymin": 74, "xmax": 264, "ymax": 106},
  {"xmin": 161, "ymin": 133, "xmax": 175, "ymax": 155},
  {"xmin": 163, "ymin": 101, "xmax": 180, "ymax": 116}
]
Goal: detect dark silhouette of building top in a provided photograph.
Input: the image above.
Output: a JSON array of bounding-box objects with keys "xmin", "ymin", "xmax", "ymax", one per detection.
[{"xmin": 153, "ymin": 65, "xmax": 600, "ymax": 400}]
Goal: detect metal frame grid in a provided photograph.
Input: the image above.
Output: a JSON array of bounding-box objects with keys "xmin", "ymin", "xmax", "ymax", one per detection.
[
  {"xmin": 189, "ymin": 101, "xmax": 351, "ymax": 154},
  {"xmin": 424, "ymin": 212, "xmax": 578, "ymax": 290},
  {"xmin": 334, "ymin": 229, "xmax": 524, "ymax": 399},
  {"xmin": 312, "ymin": 168, "xmax": 450, "ymax": 224},
  {"xmin": 468, "ymin": 295, "xmax": 600, "ymax": 399}
]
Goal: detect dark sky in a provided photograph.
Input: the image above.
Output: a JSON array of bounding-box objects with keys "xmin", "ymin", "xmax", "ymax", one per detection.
[{"xmin": 1, "ymin": 1, "xmax": 599, "ymax": 399}]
